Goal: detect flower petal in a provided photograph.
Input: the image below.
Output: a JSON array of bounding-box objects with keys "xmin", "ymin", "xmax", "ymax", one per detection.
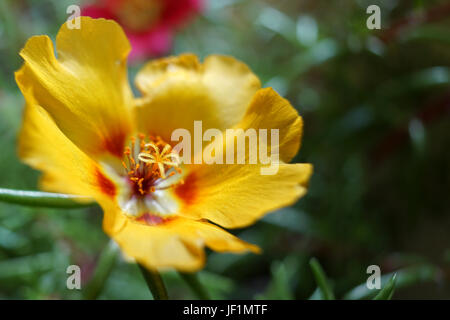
[
  {"xmin": 105, "ymin": 213, "xmax": 259, "ymax": 271},
  {"xmin": 15, "ymin": 17, "xmax": 134, "ymax": 160},
  {"xmin": 134, "ymin": 54, "xmax": 261, "ymax": 142},
  {"xmin": 18, "ymin": 99, "xmax": 118, "ymax": 203},
  {"xmin": 234, "ymin": 87, "xmax": 304, "ymax": 162},
  {"xmin": 172, "ymin": 87, "xmax": 312, "ymax": 228},
  {"xmin": 175, "ymin": 163, "xmax": 312, "ymax": 229}
]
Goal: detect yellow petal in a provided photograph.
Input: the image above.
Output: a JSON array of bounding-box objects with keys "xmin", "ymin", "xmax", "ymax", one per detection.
[
  {"xmin": 18, "ymin": 98, "xmax": 118, "ymax": 203},
  {"xmin": 15, "ymin": 17, "xmax": 134, "ymax": 160},
  {"xmin": 172, "ymin": 87, "xmax": 311, "ymax": 228},
  {"xmin": 134, "ymin": 54, "xmax": 261, "ymax": 144},
  {"xmin": 175, "ymin": 163, "xmax": 312, "ymax": 229},
  {"xmin": 235, "ymin": 87, "xmax": 304, "ymax": 162},
  {"xmin": 105, "ymin": 213, "xmax": 259, "ymax": 271}
]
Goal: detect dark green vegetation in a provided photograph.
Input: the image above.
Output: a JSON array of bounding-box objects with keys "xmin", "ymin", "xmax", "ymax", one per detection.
[{"xmin": 0, "ymin": 0, "xmax": 449, "ymax": 299}]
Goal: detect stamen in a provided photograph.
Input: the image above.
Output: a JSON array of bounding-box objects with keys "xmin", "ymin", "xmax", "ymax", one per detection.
[
  {"xmin": 160, "ymin": 144, "xmax": 171, "ymax": 156},
  {"xmin": 154, "ymin": 179, "xmax": 185, "ymax": 191},
  {"xmin": 122, "ymin": 133, "xmax": 183, "ymax": 196},
  {"xmin": 157, "ymin": 162, "xmax": 166, "ymax": 179},
  {"xmin": 130, "ymin": 137, "xmax": 136, "ymax": 157}
]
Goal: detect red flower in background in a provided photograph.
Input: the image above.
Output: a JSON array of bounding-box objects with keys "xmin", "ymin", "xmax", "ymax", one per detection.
[{"xmin": 82, "ymin": 0, "xmax": 203, "ymax": 62}]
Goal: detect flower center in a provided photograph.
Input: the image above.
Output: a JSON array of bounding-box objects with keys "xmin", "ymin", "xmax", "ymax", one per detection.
[
  {"xmin": 115, "ymin": 0, "xmax": 162, "ymax": 32},
  {"xmin": 122, "ymin": 133, "xmax": 182, "ymax": 197},
  {"xmin": 117, "ymin": 134, "xmax": 183, "ymax": 226}
]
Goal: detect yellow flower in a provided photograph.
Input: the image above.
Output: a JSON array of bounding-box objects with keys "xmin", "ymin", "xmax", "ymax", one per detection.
[{"xmin": 16, "ymin": 17, "xmax": 313, "ymax": 271}]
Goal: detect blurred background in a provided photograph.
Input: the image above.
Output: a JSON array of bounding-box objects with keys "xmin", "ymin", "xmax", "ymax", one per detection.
[{"xmin": 0, "ymin": 0, "xmax": 449, "ymax": 299}]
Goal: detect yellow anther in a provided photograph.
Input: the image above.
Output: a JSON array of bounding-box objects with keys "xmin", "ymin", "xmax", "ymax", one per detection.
[
  {"xmin": 124, "ymin": 134, "xmax": 183, "ymax": 195},
  {"xmin": 160, "ymin": 144, "xmax": 171, "ymax": 156}
]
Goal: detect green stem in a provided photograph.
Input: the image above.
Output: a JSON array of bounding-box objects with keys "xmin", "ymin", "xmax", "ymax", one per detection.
[
  {"xmin": 179, "ymin": 272, "xmax": 211, "ymax": 300},
  {"xmin": 0, "ymin": 188, "xmax": 95, "ymax": 208},
  {"xmin": 83, "ymin": 241, "xmax": 119, "ymax": 300},
  {"xmin": 138, "ymin": 264, "xmax": 169, "ymax": 300}
]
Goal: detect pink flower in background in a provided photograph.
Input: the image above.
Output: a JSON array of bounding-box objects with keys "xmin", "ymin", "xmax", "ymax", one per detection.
[{"xmin": 82, "ymin": 0, "xmax": 203, "ymax": 62}]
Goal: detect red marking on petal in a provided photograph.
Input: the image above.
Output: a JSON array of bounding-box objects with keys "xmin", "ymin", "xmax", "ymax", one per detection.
[
  {"xmin": 102, "ymin": 131, "xmax": 127, "ymax": 158},
  {"xmin": 135, "ymin": 213, "xmax": 174, "ymax": 226},
  {"xmin": 136, "ymin": 213, "xmax": 164, "ymax": 226},
  {"xmin": 175, "ymin": 171, "xmax": 197, "ymax": 206},
  {"xmin": 95, "ymin": 168, "xmax": 116, "ymax": 198}
]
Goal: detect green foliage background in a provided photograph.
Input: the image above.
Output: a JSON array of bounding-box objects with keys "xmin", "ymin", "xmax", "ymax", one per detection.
[{"xmin": 0, "ymin": 0, "xmax": 449, "ymax": 299}]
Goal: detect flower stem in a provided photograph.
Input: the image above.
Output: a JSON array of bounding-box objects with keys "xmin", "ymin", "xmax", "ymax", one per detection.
[
  {"xmin": 138, "ymin": 264, "xmax": 169, "ymax": 300},
  {"xmin": 179, "ymin": 272, "xmax": 211, "ymax": 300},
  {"xmin": 83, "ymin": 240, "xmax": 119, "ymax": 300},
  {"xmin": 0, "ymin": 188, "xmax": 95, "ymax": 208}
]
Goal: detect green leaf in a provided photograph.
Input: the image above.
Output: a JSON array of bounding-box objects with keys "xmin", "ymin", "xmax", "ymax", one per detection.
[
  {"xmin": 373, "ymin": 274, "xmax": 397, "ymax": 300},
  {"xmin": 257, "ymin": 7, "xmax": 298, "ymax": 46},
  {"xmin": 195, "ymin": 272, "xmax": 235, "ymax": 300},
  {"xmin": 343, "ymin": 264, "xmax": 439, "ymax": 300},
  {"xmin": 262, "ymin": 208, "xmax": 313, "ymax": 235},
  {"xmin": 255, "ymin": 258, "xmax": 296, "ymax": 300},
  {"xmin": 308, "ymin": 287, "xmax": 322, "ymax": 300},
  {"xmin": 309, "ymin": 258, "xmax": 335, "ymax": 300},
  {"xmin": 0, "ymin": 225, "xmax": 29, "ymax": 250},
  {"xmin": 0, "ymin": 188, "xmax": 96, "ymax": 208},
  {"xmin": 0, "ymin": 252, "xmax": 56, "ymax": 279}
]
